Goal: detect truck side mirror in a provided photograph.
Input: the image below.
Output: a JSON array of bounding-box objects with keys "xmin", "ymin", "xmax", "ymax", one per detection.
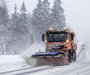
[{"xmin": 42, "ymin": 34, "xmax": 45, "ymax": 41}]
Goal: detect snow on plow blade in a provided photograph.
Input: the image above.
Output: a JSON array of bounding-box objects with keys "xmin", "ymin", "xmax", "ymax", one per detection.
[{"xmin": 31, "ymin": 52, "xmax": 68, "ymax": 66}]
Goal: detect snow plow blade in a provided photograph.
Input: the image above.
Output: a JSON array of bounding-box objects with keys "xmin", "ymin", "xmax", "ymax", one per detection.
[
  {"xmin": 32, "ymin": 52, "xmax": 65, "ymax": 57},
  {"xmin": 31, "ymin": 52, "xmax": 68, "ymax": 66}
]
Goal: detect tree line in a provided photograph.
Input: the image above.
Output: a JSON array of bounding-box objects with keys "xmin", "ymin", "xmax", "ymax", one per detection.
[{"xmin": 0, "ymin": 0, "xmax": 65, "ymax": 54}]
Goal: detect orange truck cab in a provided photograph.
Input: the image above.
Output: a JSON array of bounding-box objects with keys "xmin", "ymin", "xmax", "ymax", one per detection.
[{"xmin": 42, "ymin": 28, "xmax": 77, "ymax": 62}]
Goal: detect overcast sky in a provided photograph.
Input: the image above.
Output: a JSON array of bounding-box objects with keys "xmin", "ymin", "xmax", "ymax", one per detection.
[{"xmin": 8, "ymin": 0, "xmax": 90, "ymax": 43}]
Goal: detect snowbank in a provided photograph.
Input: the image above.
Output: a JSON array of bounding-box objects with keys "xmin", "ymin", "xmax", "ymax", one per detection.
[
  {"xmin": 77, "ymin": 45, "xmax": 86, "ymax": 63},
  {"xmin": 86, "ymin": 42, "xmax": 90, "ymax": 62},
  {"xmin": 76, "ymin": 42, "xmax": 83, "ymax": 55},
  {"xmin": 77, "ymin": 41, "xmax": 90, "ymax": 63},
  {"xmin": 0, "ymin": 55, "xmax": 26, "ymax": 72}
]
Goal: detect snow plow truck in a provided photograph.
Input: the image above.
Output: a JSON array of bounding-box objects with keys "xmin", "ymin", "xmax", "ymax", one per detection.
[{"xmin": 32, "ymin": 27, "xmax": 77, "ymax": 65}]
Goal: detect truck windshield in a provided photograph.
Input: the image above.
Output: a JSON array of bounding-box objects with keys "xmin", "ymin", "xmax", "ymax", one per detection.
[{"xmin": 47, "ymin": 32, "xmax": 67, "ymax": 42}]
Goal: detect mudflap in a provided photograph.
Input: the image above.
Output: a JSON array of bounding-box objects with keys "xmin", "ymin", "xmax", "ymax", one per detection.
[{"xmin": 31, "ymin": 52, "xmax": 68, "ymax": 66}]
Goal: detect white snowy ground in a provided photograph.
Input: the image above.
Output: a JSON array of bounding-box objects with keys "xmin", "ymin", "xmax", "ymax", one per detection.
[
  {"xmin": 0, "ymin": 55, "xmax": 27, "ymax": 73},
  {"xmin": 0, "ymin": 42, "xmax": 90, "ymax": 75},
  {"xmin": 0, "ymin": 42, "xmax": 45, "ymax": 73}
]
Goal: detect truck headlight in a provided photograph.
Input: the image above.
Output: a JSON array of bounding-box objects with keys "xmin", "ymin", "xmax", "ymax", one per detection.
[{"xmin": 66, "ymin": 40, "xmax": 69, "ymax": 43}]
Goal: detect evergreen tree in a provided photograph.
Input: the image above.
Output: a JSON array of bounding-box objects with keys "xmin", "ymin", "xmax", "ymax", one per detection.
[
  {"xmin": 51, "ymin": 0, "xmax": 65, "ymax": 30},
  {"xmin": 19, "ymin": 1, "xmax": 28, "ymax": 34},
  {"xmin": 0, "ymin": 0, "xmax": 9, "ymax": 27},
  {"xmin": 31, "ymin": 0, "xmax": 51, "ymax": 42},
  {"xmin": 0, "ymin": 0, "xmax": 10, "ymax": 54},
  {"xmin": 31, "ymin": 0, "xmax": 43, "ymax": 41},
  {"xmin": 11, "ymin": 4, "xmax": 19, "ymax": 32},
  {"xmin": 31, "ymin": 0, "xmax": 42, "ymax": 27},
  {"xmin": 43, "ymin": 0, "xmax": 51, "ymax": 28}
]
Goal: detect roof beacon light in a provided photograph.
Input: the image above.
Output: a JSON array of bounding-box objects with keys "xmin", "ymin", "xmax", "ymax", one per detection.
[
  {"xmin": 48, "ymin": 26, "xmax": 53, "ymax": 31},
  {"xmin": 64, "ymin": 27, "xmax": 67, "ymax": 30},
  {"xmin": 64, "ymin": 26, "xmax": 69, "ymax": 32}
]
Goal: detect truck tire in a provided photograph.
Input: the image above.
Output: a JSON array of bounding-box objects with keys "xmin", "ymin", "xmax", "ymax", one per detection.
[
  {"xmin": 68, "ymin": 50, "xmax": 72, "ymax": 63},
  {"xmin": 72, "ymin": 51, "xmax": 76, "ymax": 61}
]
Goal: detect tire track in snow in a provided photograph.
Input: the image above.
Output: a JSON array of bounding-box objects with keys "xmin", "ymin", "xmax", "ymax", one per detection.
[
  {"xmin": 0, "ymin": 66, "xmax": 50, "ymax": 75},
  {"xmin": 0, "ymin": 66, "xmax": 35, "ymax": 75},
  {"xmin": 53, "ymin": 63, "xmax": 89, "ymax": 75},
  {"xmin": 78, "ymin": 66, "xmax": 90, "ymax": 75},
  {"xmin": 15, "ymin": 66, "xmax": 51, "ymax": 75}
]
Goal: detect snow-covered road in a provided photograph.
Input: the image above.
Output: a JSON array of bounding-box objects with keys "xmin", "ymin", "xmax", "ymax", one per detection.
[
  {"xmin": 0, "ymin": 66, "xmax": 50, "ymax": 75},
  {"xmin": 0, "ymin": 43, "xmax": 90, "ymax": 75},
  {"xmin": 0, "ymin": 62, "xmax": 90, "ymax": 75}
]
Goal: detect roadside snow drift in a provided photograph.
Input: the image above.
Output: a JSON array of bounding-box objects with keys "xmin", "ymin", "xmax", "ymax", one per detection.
[
  {"xmin": 77, "ymin": 45, "xmax": 86, "ymax": 63},
  {"xmin": 0, "ymin": 55, "xmax": 26, "ymax": 72},
  {"xmin": 86, "ymin": 42, "xmax": 90, "ymax": 62}
]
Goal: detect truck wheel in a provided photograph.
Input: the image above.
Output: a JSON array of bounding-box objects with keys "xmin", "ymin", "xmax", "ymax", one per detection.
[
  {"xmin": 72, "ymin": 51, "xmax": 76, "ymax": 61},
  {"xmin": 68, "ymin": 57, "xmax": 72, "ymax": 63},
  {"xmin": 67, "ymin": 50, "xmax": 72, "ymax": 63}
]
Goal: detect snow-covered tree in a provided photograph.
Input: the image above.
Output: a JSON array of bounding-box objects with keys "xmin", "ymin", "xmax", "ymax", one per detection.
[
  {"xmin": 0, "ymin": 0, "xmax": 9, "ymax": 27},
  {"xmin": 8, "ymin": 2, "xmax": 34, "ymax": 55},
  {"xmin": 27, "ymin": 14, "xmax": 35, "ymax": 43},
  {"xmin": 42, "ymin": 0, "xmax": 51, "ymax": 28},
  {"xmin": 31, "ymin": 0, "xmax": 42, "ymax": 26},
  {"xmin": 31, "ymin": 0, "xmax": 51, "ymax": 42},
  {"xmin": 0, "ymin": 0, "xmax": 10, "ymax": 54},
  {"xmin": 11, "ymin": 4, "xmax": 19, "ymax": 32},
  {"xmin": 51, "ymin": 0, "xmax": 65, "ymax": 30},
  {"xmin": 31, "ymin": 0, "xmax": 43, "ymax": 42},
  {"xmin": 19, "ymin": 1, "xmax": 28, "ymax": 34}
]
